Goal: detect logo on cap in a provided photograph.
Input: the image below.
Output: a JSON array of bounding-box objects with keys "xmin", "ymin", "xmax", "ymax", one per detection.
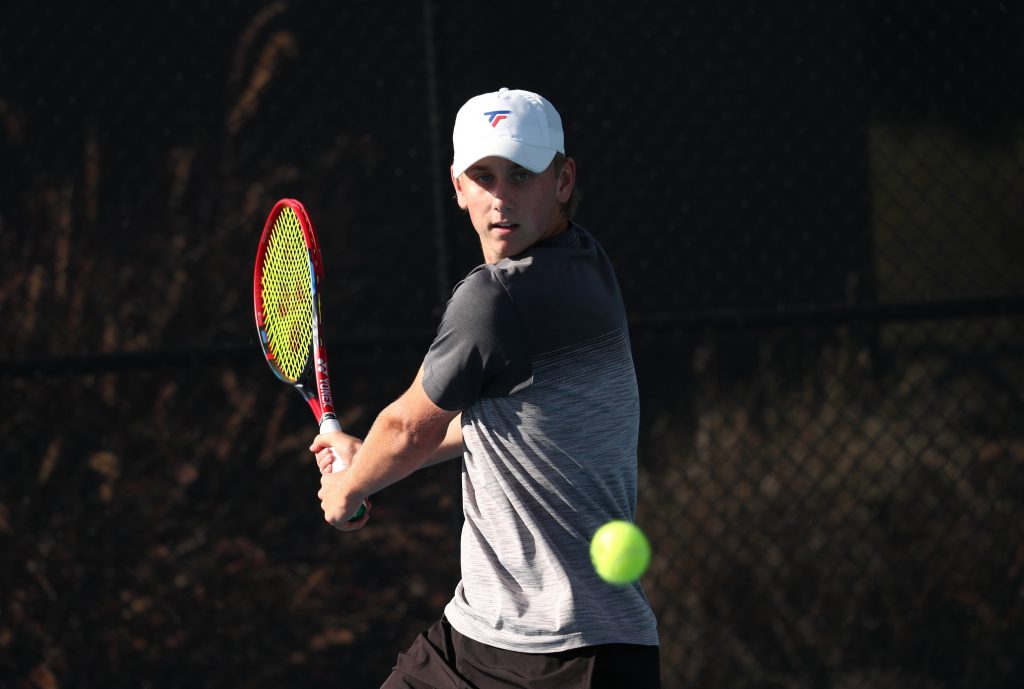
[{"xmin": 484, "ymin": 110, "xmax": 511, "ymax": 127}]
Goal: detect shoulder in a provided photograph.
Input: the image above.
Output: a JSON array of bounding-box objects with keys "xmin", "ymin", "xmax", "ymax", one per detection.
[
  {"xmin": 449, "ymin": 263, "xmax": 513, "ymax": 306},
  {"xmin": 440, "ymin": 264, "xmax": 520, "ymax": 330}
]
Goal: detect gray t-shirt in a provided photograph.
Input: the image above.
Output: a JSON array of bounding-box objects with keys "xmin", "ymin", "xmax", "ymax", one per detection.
[{"xmin": 422, "ymin": 225, "xmax": 659, "ymax": 653}]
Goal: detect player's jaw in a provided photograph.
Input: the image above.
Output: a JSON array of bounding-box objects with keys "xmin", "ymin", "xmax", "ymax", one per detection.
[
  {"xmin": 474, "ymin": 218, "xmax": 515, "ymax": 263},
  {"xmin": 482, "ymin": 191, "xmax": 566, "ymax": 261},
  {"xmin": 483, "ymin": 214, "xmax": 560, "ymax": 263}
]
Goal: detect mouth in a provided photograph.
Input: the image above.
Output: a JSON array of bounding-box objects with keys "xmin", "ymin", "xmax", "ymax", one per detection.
[{"xmin": 490, "ymin": 221, "xmax": 518, "ymax": 235}]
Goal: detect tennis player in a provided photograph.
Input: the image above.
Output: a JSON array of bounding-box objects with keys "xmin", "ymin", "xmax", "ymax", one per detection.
[{"xmin": 312, "ymin": 87, "xmax": 660, "ymax": 688}]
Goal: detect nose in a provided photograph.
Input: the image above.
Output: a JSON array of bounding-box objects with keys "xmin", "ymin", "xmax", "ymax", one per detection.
[{"xmin": 492, "ymin": 180, "xmax": 514, "ymax": 212}]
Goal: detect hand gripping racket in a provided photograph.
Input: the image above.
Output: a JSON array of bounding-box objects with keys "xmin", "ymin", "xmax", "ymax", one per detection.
[{"xmin": 253, "ymin": 198, "xmax": 366, "ymax": 521}]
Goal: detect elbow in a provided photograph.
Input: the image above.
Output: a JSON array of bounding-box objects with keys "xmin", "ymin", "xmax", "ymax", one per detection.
[{"xmin": 379, "ymin": 407, "xmax": 446, "ymax": 458}]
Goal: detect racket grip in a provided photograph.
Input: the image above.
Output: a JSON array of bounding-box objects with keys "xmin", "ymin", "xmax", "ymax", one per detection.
[
  {"xmin": 320, "ymin": 416, "xmax": 344, "ymax": 434},
  {"xmin": 319, "ymin": 417, "xmax": 368, "ymax": 521}
]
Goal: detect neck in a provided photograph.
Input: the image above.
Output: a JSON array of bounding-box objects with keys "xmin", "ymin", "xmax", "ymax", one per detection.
[{"xmin": 544, "ymin": 216, "xmax": 570, "ymax": 241}]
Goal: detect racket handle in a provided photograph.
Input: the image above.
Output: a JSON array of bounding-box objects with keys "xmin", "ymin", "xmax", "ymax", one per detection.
[
  {"xmin": 319, "ymin": 417, "xmax": 368, "ymax": 521},
  {"xmin": 320, "ymin": 416, "xmax": 344, "ymax": 435}
]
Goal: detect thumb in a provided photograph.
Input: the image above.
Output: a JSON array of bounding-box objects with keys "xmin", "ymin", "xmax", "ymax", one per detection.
[{"xmin": 309, "ymin": 434, "xmax": 332, "ymax": 452}]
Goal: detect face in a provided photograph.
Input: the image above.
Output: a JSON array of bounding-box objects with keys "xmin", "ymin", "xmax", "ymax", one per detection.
[{"xmin": 451, "ymin": 156, "xmax": 576, "ymax": 264}]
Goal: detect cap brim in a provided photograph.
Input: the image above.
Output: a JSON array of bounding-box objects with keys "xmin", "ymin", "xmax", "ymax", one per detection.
[{"xmin": 452, "ymin": 139, "xmax": 558, "ymax": 179}]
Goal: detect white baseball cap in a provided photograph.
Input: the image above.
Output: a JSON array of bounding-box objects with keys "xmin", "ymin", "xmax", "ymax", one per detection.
[{"xmin": 451, "ymin": 87, "xmax": 565, "ymax": 179}]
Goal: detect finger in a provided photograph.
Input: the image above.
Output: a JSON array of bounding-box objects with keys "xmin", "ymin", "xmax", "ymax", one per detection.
[
  {"xmin": 316, "ymin": 451, "xmax": 334, "ymax": 474},
  {"xmin": 330, "ymin": 448, "xmax": 354, "ymax": 472}
]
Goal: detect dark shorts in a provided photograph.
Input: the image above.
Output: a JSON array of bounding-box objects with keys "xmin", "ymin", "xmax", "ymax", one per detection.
[{"xmin": 380, "ymin": 617, "xmax": 661, "ymax": 689}]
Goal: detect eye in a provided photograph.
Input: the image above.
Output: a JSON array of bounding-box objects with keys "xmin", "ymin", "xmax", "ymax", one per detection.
[
  {"xmin": 473, "ymin": 173, "xmax": 494, "ymax": 185},
  {"xmin": 512, "ymin": 170, "xmax": 532, "ymax": 182}
]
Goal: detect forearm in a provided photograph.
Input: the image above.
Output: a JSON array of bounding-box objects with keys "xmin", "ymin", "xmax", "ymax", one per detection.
[{"xmin": 345, "ymin": 404, "xmax": 453, "ymax": 497}]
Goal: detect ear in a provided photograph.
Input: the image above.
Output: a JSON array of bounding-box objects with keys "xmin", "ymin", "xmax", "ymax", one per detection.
[
  {"xmin": 555, "ymin": 157, "xmax": 576, "ymax": 204},
  {"xmin": 450, "ymin": 166, "xmax": 468, "ymax": 209}
]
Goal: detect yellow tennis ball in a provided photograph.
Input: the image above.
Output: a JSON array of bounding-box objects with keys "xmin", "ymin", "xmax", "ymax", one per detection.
[{"xmin": 590, "ymin": 520, "xmax": 651, "ymax": 585}]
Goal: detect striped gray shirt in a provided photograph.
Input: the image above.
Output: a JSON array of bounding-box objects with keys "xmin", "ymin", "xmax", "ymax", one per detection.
[{"xmin": 422, "ymin": 225, "xmax": 659, "ymax": 653}]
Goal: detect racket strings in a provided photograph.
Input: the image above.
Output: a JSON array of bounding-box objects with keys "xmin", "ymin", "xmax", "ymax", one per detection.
[{"xmin": 260, "ymin": 208, "xmax": 314, "ymax": 382}]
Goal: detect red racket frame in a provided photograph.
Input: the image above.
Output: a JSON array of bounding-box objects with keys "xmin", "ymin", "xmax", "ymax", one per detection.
[{"xmin": 253, "ymin": 198, "xmax": 339, "ymax": 428}]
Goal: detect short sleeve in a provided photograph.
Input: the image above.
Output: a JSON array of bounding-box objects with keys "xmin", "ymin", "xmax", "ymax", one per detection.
[{"xmin": 422, "ymin": 267, "xmax": 531, "ymax": 411}]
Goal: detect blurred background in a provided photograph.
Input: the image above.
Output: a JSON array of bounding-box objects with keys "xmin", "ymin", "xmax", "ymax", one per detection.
[{"xmin": 2, "ymin": 1, "xmax": 1023, "ymax": 687}]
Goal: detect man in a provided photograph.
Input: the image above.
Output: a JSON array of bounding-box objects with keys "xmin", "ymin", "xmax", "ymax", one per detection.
[{"xmin": 312, "ymin": 87, "xmax": 660, "ymax": 688}]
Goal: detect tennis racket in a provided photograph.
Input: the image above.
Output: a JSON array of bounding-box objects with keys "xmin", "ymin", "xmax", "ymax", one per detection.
[{"xmin": 253, "ymin": 198, "xmax": 366, "ymax": 521}]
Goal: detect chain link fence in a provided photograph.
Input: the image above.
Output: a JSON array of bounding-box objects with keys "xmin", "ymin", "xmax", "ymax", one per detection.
[{"xmin": 2, "ymin": 2, "xmax": 1022, "ymax": 687}]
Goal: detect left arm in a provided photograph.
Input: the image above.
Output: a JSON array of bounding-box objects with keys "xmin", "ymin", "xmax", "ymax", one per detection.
[{"xmin": 424, "ymin": 413, "xmax": 465, "ymax": 467}]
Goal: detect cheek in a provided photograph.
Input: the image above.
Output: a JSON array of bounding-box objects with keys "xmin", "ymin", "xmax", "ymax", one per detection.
[
  {"xmin": 464, "ymin": 199, "xmax": 491, "ymax": 232},
  {"xmin": 465, "ymin": 192, "xmax": 492, "ymax": 217}
]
